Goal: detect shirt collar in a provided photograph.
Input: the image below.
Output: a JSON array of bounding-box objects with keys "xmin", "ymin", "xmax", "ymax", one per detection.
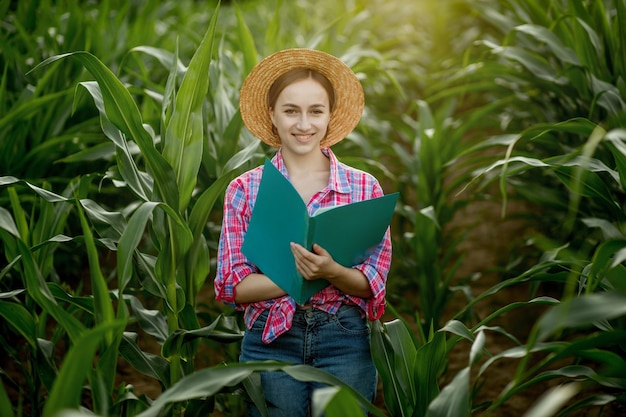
[{"xmin": 271, "ymin": 148, "xmax": 351, "ymax": 194}]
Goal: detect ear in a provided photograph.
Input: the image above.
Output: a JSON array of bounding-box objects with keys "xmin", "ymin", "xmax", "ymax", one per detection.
[{"xmin": 269, "ymin": 108, "xmax": 276, "ymax": 127}]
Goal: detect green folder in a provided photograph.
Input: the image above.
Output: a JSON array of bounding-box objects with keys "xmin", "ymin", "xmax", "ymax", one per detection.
[{"xmin": 241, "ymin": 158, "xmax": 399, "ymax": 304}]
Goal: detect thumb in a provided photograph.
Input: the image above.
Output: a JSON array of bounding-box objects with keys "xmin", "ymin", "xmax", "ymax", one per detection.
[{"xmin": 312, "ymin": 243, "xmax": 329, "ymax": 256}]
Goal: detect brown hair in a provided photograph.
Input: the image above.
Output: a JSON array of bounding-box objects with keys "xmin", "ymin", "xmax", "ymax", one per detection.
[{"xmin": 267, "ymin": 68, "xmax": 336, "ymax": 111}]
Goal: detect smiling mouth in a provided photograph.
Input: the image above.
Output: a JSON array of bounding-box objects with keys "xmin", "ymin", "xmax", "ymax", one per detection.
[{"xmin": 294, "ymin": 133, "xmax": 315, "ymax": 141}]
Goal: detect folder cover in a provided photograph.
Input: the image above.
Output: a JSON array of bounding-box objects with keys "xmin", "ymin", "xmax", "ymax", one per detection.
[{"xmin": 241, "ymin": 158, "xmax": 398, "ymax": 304}]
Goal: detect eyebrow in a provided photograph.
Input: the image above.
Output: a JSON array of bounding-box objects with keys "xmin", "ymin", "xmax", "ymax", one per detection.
[{"xmin": 280, "ymin": 103, "xmax": 328, "ymax": 109}]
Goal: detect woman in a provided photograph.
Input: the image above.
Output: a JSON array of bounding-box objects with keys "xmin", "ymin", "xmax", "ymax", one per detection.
[{"xmin": 214, "ymin": 48, "xmax": 393, "ymax": 417}]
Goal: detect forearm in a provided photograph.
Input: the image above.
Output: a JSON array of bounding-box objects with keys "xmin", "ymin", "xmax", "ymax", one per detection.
[
  {"xmin": 234, "ymin": 273, "xmax": 287, "ymax": 303},
  {"xmin": 324, "ymin": 263, "xmax": 373, "ymax": 299}
]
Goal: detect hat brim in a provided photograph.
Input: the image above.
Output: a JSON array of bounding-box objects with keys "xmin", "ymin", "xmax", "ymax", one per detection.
[{"xmin": 239, "ymin": 49, "xmax": 364, "ymax": 148}]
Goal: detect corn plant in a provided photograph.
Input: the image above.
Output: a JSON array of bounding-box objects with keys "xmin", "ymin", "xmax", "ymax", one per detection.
[
  {"xmin": 1, "ymin": 2, "xmax": 248, "ymax": 415},
  {"xmin": 409, "ymin": 0, "xmax": 626, "ymax": 415},
  {"xmin": 8, "ymin": 0, "xmax": 626, "ymax": 416},
  {"xmin": 1, "ymin": 0, "xmax": 406, "ymax": 415},
  {"xmin": 367, "ymin": 0, "xmax": 626, "ymax": 415}
]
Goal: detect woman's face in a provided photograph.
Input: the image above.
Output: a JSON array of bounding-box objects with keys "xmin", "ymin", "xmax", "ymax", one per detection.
[{"xmin": 269, "ymin": 77, "xmax": 331, "ymax": 156}]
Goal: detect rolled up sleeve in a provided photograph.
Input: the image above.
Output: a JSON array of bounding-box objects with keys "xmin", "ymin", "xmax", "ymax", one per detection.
[
  {"xmin": 350, "ymin": 226, "xmax": 391, "ymax": 320},
  {"xmin": 214, "ymin": 177, "xmax": 257, "ymax": 309}
]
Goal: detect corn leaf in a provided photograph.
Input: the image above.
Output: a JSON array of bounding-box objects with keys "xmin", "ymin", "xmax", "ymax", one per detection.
[
  {"xmin": 162, "ymin": 2, "xmax": 220, "ymax": 211},
  {"xmin": 127, "ymin": 295, "xmax": 169, "ymax": 344},
  {"xmin": 537, "ymin": 291, "xmax": 626, "ymax": 342},
  {"xmin": 312, "ymin": 386, "xmax": 364, "ymax": 417},
  {"xmin": 76, "ymin": 197, "xmax": 116, "ymax": 330},
  {"xmin": 370, "ymin": 319, "xmax": 414, "ymax": 417},
  {"xmin": 187, "ymin": 169, "xmax": 239, "ymax": 294},
  {"xmin": 234, "ymin": 1, "xmax": 259, "ymax": 76},
  {"xmin": 41, "ymin": 320, "xmax": 126, "ymax": 417},
  {"xmin": 284, "ymin": 365, "xmax": 386, "ymax": 416},
  {"xmin": 0, "ymin": 207, "xmax": 20, "ymax": 237},
  {"xmin": 77, "ymin": 81, "xmax": 152, "ymax": 201},
  {"xmin": 425, "ymin": 367, "xmax": 470, "ymax": 417},
  {"xmin": 135, "ymin": 363, "xmax": 289, "ymax": 417},
  {"xmin": 0, "ymin": 379, "xmax": 14, "ymax": 417},
  {"xmin": 17, "ymin": 239, "xmax": 85, "ymax": 342},
  {"xmin": 118, "ymin": 334, "xmax": 170, "ymax": 385},
  {"xmin": 162, "ymin": 314, "xmax": 243, "ymax": 357},
  {"xmin": 414, "ymin": 330, "xmax": 448, "ymax": 416},
  {"xmin": 31, "ymin": 52, "xmax": 180, "ymax": 209},
  {"xmin": 0, "ymin": 300, "xmax": 36, "ymax": 348}
]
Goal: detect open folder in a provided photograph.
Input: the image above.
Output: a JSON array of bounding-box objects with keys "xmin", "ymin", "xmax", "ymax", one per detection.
[{"xmin": 241, "ymin": 158, "xmax": 398, "ymax": 304}]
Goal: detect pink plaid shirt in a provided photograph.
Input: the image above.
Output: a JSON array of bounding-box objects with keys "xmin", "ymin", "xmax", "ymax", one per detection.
[{"xmin": 214, "ymin": 148, "xmax": 392, "ymax": 343}]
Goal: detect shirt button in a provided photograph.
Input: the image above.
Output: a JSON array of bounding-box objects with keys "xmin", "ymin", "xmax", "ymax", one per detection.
[{"xmin": 306, "ymin": 311, "xmax": 314, "ymax": 318}]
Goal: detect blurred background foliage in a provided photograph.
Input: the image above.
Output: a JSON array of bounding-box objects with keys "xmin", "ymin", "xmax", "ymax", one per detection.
[{"xmin": 1, "ymin": 0, "xmax": 626, "ymax": 416}]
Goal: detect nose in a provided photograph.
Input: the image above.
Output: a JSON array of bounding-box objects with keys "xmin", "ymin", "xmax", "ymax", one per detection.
[{"xmin": 297, "ymin": 114, "xmax": 311, "ymax": 130}]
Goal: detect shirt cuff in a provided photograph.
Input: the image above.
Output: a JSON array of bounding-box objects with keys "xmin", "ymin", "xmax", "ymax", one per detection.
[
  {"xmin": 354, "ymin": 263, "xmax": 386, "ymax": 320},
  {"xmin": 215, "ymin": 265, "xmax": 256, "ymax": 309}
]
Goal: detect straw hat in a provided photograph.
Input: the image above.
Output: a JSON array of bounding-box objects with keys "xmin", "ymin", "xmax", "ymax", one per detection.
[{"xmin": 239, "ymin": 48, "xmax": 364, "ymax": 148}]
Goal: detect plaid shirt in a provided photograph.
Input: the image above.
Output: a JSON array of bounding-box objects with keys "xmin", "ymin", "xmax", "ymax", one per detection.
[{"xmin": 214, "ymin": 147, "xmax": 392, "ymax": 344}]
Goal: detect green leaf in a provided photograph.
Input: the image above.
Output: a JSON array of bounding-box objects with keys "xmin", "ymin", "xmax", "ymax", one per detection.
[
  {"xmin": 0, "ymin": 207, "xmax": 20, "ymax": 237},
  {"xmin": 469, "ymin": 330, "xmax": 485, "ymax": 367},
  {"xmin": 386, "ymin": 319, "xmax": 418, "ymax": 404},
  {"xmin": 234, "ymin": 1, "xmax": 259, "ymax": 75},
  {"xmin": 240, "ymin": 373, "xmax": 267, "ymax": 416},
  {"xmin": 537, "ymin": 292, "xmax": 626, "ymax": 341},
  {"xmin": 48, "ymin": 283, "xmax": 94, "ymax": 314},
  {"xmin": 604, "ymin": 129, "xmax": 626, "ymax": 189},
  {"xmin": 76, "ymin": 196, "xmax": 116, "ymax": 332},
  {"xmin": 440, "ymin": 320, "xmax": 474, "ymax": 342},
  {"xmin": 216, "ymin": 110, "xmax": 247, "ymax": 176},
  {"xmin": 31, "ymin": 51, "xmax": 180, "ymax": 209},
  {"xmin": 116, "ymin": 201, "xmax": 160, "ymax": 293},
  {"xmin": 523, "ymin": 382, "xmax": 581, "ymax": 417},
  {"xmin": 312, "ymin": 386, "xmax": 365, "ymax": 417},
  {"xmin": 425, "ymin": 367, "xmax": 470, "ymax": 417},
  {"xmin": 119, "ymin": 334, "xmax": 170, "ymax": 385},
  {"xmin": 162, "ymin": 314, "xmax": 243, "ymax": 357},
  {"xmin": 127, "ymin": 46, "xmax": 186, "ymax": 76},
  {"xmin": 514, "ymin": 24, "xmax": 580, "ymax": 66},
  {"xmin": 127, "ymin": 295, "xmax": 169, "ymax": 344},
  {"xmin": 162, "ymin": 3, "xmax": 220, "ymax": 211},
  {"xmin": 135, "ymin": 363, "xmax": 286, "ymax": 417},
  {"xmin": 0, "ymin": 300, "xmax": 36, "ymax": 348},
  {"xmin": 370, "ymin": 319, "xmax": 414, "ymax": 417},
  {"xmin": 187, "ymin": 169, "xmax": 239, "ymax": 294},
  {"xmin": 79, "ymin": 199, "xmax": 127, "ymax": 237},
  {"xmin": 588, "ymin": 240, "xmax": 626, "ymax": 291},
  {"xmin": 77, "ymin": 81, "xmax": 152, "ymax": 201},
  {"xmin": 558, "ymin": 394, "xmax": 617, "ymax": 417},
  {"xmin": 42, "ymin": 320, "xmax": 126, "ymax": 417},
  {"xmin": 284, "ymin": 365, "xmax": 385, "ymax": 416},
  {"xmin": 0, "ymin": 379, "xmax": 14, "ymax": 417},
  {"xmin": 17, "ymin": 240, "xmax": 85, "ymax": 342},
  {"xmin": 414, "ymin": 330, "xmax": 447, "ymax": 416},
  {"xmin": 492, "ymin": 46, "xmax": 566, "ymax": 84}
]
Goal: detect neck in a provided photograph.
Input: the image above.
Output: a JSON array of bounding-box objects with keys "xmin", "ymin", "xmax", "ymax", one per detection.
[{"xmin": 282, "ymin": 148, "xmax": 329, "ymax": 177}]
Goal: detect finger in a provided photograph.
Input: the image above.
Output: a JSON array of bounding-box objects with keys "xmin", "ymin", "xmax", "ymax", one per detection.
[
  {"xmin": 295, "ymin": 257, "xmax": 313, "ymax": 279},
  {"xmin": 311, "ymin": 243, "xmax": 329, "ymax": 257},
  {"xmin": 290, "ymin": 242, "xmax": 309, "ymax": 257}
]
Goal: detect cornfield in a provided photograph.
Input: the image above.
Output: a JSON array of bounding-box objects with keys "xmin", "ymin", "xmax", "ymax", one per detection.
[{"xmin": 1, "ymin": 0, "xmax": 625, "ymax": 416}]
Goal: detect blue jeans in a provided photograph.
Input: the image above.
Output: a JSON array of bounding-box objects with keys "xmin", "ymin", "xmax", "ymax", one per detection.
[{"xmin": 239, "ymin": 305, "xmax": 377, "ymax": 417}]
